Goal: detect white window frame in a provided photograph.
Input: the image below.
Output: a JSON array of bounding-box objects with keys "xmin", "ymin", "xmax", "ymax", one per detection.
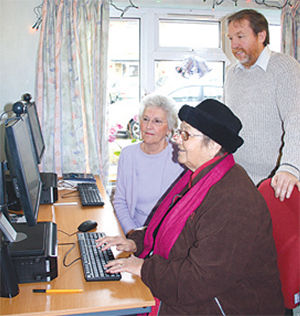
[{"xmin": 109, "ymin": 6, "xmax": 281, "ymax": 100}]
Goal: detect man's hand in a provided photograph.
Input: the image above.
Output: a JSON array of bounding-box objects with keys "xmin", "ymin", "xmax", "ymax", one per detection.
[{"xmin": 271, "ymin": 171, "xmax": 300, "ymax": 201}]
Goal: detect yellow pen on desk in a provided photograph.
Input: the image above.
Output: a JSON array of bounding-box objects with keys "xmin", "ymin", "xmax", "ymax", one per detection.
[{"xmin": 33, "ymin": 289, "xmax": 83, "ymax": 294}]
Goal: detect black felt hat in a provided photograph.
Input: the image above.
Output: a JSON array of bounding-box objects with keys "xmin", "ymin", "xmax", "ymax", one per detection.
[{"xmin": 178, "ymin": 99, "xmax": 244, "ymax": 153}]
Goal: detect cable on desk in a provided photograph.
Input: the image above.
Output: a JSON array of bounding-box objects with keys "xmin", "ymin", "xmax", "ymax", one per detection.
[
  {"xmin": 57, "ymin": 179, "xmax": 78, "ymax": 190},
  {"xmin": 58, "ymin": 242, "xmax": 81, "ymax": 267},
  {"xmin": 3, "ymin": 200, "xmax": 18, "ymax": 211},
  {"xmin": 60, "ymin": 190, "xmax": 80, "ymax": 200},
  {"xmin": 58, "ymin": 229, "xmax": 79, "ymax": 237}
]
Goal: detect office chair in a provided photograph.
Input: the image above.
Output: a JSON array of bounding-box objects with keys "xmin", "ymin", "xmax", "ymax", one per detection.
[{"xmin": 258, "ymin": 178, "xmax": 300, "ymax": 310}]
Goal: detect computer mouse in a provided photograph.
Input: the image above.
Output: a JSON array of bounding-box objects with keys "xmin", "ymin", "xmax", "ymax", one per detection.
[{"xmin": 77, "ymin": 220, "xmax": 98, "ymax": 232}]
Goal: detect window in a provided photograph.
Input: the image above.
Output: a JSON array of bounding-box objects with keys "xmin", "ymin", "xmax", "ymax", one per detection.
[
  {"xmin": 107, "ymin": 11, "xmax": 227, "ymax": 179},
  {"xmin": 107, "ymin": 7, "xmax": 281, "ymax": 186}
]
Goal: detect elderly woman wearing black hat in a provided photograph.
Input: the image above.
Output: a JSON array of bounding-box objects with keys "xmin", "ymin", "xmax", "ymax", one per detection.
[{"xmin": 97, "ymin": 99, "xmax": 284, "ymax": 316}]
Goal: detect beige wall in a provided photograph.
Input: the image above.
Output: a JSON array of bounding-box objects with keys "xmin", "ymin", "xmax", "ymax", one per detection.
[{"xmin": 0, "ymin": 0, "xmax": 41, "ymax": 112}]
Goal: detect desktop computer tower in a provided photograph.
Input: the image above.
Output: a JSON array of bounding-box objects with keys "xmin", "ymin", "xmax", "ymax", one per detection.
[
  {"xmin": 0, "ymin": 161, "xmax": 20, "ymax": 297},
  {"xmin": 9, "ymin": 221, "xmax": 58, "ymax": 283},
  {"xmin": 0, "ymin": 242, "xmax": 20, "ymax": 297}
]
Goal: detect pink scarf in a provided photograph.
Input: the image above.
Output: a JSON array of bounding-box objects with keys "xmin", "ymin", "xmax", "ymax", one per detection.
[{"xmin": 139, "ymin": 154, "xmax": 235, "ymax": 315}]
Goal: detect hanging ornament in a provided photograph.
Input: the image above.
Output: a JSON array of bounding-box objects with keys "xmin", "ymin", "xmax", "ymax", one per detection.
[{"xmin": 176, "ymin": 56, "xmax": 211, "ymax": 79}]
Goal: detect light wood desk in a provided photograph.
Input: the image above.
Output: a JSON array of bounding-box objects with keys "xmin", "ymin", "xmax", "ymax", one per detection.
[{"xmin": 0, "ymin": 176, "xmax": 155, "ymax": 316}]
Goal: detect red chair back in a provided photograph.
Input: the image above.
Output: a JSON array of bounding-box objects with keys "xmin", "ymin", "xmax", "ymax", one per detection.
[{"xmin": 258, "ymin": 178, "xmax": 300, "ymax": 309}]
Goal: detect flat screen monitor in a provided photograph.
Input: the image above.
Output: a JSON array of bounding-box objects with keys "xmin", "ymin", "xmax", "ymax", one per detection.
[
  {"xmin": 4, "ymin": 114, "xmax": 42, "ymax": 226},
  {"xmin": 0, "ymin": 161, "xmax": 12, "ymax": 229},
  {"xmin": 0, "ymin": 160, "xmax": 7, "ymax": 215},
  {"xmin": 25, "ymin": 102, "xmax": 45, "ymax": 164}
]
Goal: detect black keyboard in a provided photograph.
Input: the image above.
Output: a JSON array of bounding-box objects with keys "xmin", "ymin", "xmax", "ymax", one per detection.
[
  {"xmin": 77, "ymin": 232, "xmax": 121, "ymax": 282},
  {"xmin": 77, "ymin": 183, "xmax": 104, "ymax": 206}
]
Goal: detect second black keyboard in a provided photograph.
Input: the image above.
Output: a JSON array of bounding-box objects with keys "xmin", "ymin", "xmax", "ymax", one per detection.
[
  {"xmin": 77, "ymin": 231, "xmax": 121, "ymax": 282},
  {"xmin": 77, "ymin": 182, "xmax": 104, "ymax": 206}
]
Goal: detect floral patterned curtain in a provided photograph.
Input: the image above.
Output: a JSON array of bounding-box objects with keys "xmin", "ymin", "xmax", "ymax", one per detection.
[
  {"xmin": 281, "ymin": 0, "xmax": 300, "ymax": 62},
  {"xmin": 35, "ymin": 0, "xmax": 110, "ymax": 186}
]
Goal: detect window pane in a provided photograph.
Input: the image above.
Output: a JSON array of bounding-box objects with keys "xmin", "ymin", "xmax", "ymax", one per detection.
[
  {"xmin": 269, "ymin": 24, "xmax": 281, "ymax": 52},
  {"xmin": 155, "ymin": 60, "xmax": 224, "ymax": 110},
  {"xmin": 159, "ymin": 20, "xmax": 220, "ymax": 48},
  {"xmin": 108, "ymin": 19, "xmax": 140, "ymax": 132},
  {"xmin": 108, "ymin": 19, "xmax": 140, "ymax": 176}
]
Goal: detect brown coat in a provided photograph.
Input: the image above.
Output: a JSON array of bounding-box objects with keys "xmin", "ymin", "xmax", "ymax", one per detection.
[{"xmin": 131, "ymin": 162, "xmax": 284, "ymax": 315}]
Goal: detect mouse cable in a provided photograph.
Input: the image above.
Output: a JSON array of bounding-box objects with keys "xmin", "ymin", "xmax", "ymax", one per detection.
[
  {"xmin": 60, "ymin": 190, "xmax": 80, "ymax": 199},
  {"xmin": 1, "ymin": 200, "xmax": 18, "ymax": 212},
  {"xmin": 58, "ymin": 242, "xmax": 81, "ymax": 267},
  {"xmin": 4, "ymin": 200, "xmax": 19, "ymax": 212},
  {"xmin": 58, "ymin": 229, "xmax": 79, "ymax": 237}
]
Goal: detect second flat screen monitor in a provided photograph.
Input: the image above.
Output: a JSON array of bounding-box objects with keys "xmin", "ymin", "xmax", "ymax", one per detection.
[{"xmin": 26, "ymin": 102, "xmax": 45, "ymax": 165}]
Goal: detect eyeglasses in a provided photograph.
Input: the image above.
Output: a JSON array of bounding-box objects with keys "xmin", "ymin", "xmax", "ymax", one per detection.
[
  {"xmin": 173, "ymin": 129, "xmax": 203, "ymax": 141},
  {"xmin": 141, "ymin": 117, "xmax": 167, "ymax": 126}
]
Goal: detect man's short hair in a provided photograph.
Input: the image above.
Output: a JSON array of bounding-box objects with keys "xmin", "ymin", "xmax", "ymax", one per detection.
[{"xmin": 227, "ymin": 9, "xmax": 270, "ymax": 46}]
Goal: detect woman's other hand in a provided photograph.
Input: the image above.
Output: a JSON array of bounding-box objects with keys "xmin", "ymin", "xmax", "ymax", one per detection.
[{"xmin": 96, "ymin": 235, "xmax": 137, "ymax": 253}]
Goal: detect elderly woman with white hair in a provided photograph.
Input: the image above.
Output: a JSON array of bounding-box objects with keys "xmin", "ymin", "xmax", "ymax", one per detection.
[
  {"xmin": 99, "ymin": 98, "xmax": 284, "ymax": 316},
  {"xmin": 114, "ymin": 93, "xmax": 185, "ymax": 237}
]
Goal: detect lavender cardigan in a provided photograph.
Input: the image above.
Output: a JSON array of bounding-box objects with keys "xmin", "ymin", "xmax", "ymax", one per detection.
[{"xmin": 114, "ymin": 140, "xmax": 184, "ymax": 234}]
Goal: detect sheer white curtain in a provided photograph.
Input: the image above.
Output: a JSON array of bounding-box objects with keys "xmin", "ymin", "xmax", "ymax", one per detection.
[
  {"xmin": 281, "ymin": 0, "xmax": 300, "ymax": 62},
  {"xmin": 36, "ymin": 0, "xmax": 110, "ymax": 186}
]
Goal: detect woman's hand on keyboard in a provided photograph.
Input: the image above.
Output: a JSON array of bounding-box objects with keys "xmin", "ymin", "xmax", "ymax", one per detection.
[
  {"xmin": 96, "ymin": 235, "xmax": 137, "ymax": 253},
  {"xmin": 104, "ymin": 254, "xmax": 143, "ymax": 277}
]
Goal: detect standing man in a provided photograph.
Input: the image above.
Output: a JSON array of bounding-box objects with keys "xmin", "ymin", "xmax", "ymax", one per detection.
[{"xmin": 224, "ymin": 9, "xmax": 300, "ymax": 201}]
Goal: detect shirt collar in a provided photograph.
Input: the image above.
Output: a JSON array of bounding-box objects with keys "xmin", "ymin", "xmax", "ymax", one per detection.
[{"xmin": 235, "ymin": 46, "xmax": 271, "ymax": 71}]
